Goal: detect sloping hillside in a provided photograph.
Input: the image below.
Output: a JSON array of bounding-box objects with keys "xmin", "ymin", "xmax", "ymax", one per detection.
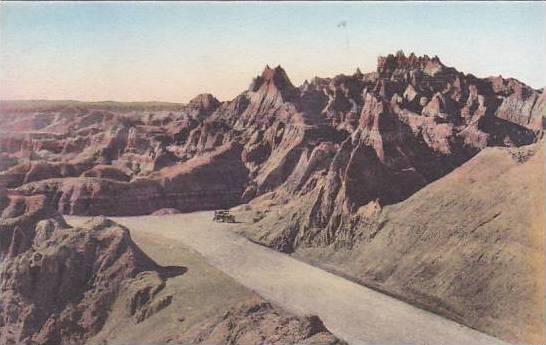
[{"xmin": 283, "ymin": 143, "xmax": 544, "ymax": 344}]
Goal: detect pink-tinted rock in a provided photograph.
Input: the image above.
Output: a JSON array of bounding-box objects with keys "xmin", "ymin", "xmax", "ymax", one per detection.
[
  {"xmin": 81, "ymin": 164, "xmax": 130, "ymax": 181},
  {"xmin": 0, "ymin": 51, "xmax": 542, "ymax": 223},
  {"xmin": 0, "ymin": 206, "xmax": 173, "ymax": 345}
]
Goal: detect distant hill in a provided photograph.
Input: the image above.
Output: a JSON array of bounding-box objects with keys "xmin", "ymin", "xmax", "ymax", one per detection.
[{"xmin": 0, "ymin": 99, "xmax": 185, "ymax": 113}]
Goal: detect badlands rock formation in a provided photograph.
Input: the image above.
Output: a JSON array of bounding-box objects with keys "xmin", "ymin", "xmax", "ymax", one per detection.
[
  {"xmin": 0, "ymin": 51, "xmax": 544, "ymax": 343},
  {"xmin": 1, "ymin": 52, "xmax": 542, "ymax": 220},
  {"xmin": 0, "ymin": 195, "xmax": 175, "ymax": 345}
]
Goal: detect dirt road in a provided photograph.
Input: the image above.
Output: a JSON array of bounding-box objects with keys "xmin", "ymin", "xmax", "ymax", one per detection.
[{"xmin": 67, "ymin": 212, "xmax": 510, "ymax": 345}]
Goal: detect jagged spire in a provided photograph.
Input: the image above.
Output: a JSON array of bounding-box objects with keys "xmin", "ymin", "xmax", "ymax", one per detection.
[
  {"xmin": 246, "ymin": 64, "xmax": 299, "ymax": 102},
  {"xmin": 355, "ymin": 67, "xmax": 364, "ymax": 77},
  {"xmin": 257, "ymin": 64, "xmax": 295, "ymax": 90},
  {"xmin": 377, "ymin": 51, "xmax": 445, "ymax": 78}
]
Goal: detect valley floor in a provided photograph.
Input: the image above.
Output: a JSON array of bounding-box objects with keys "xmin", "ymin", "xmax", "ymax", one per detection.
[{"xmin": 68, "ymin": 212, "xmax": 510, "ymax": 345}]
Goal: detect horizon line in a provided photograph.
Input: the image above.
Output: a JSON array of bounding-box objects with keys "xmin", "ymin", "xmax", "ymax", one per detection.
[{"xmin": 1, "ymin": 54, "xmax": 544, "ymax": 104}]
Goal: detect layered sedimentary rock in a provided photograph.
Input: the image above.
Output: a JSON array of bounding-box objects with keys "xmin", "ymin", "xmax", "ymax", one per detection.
[{"xmin": 10, "ymin": 142, "xmax": 248, "ymax": 216}]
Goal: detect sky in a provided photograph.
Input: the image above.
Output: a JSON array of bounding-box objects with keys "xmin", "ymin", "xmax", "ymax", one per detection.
[{"xmin": 0, "ymin": 1, "xmax": 545, "ymax": 103}]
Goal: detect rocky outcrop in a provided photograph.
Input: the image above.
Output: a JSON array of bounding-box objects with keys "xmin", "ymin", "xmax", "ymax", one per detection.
[
  {"xmin": 490, "ymin": 76, "xmax": 545, "ymax": 132},
  {"xmin": 122, "ymin": 271, "xmax": 173, "ymax": 324},
  {"xmin": 12, "ymin": 142, "xmax": 248, "ymax": 216},
  {"xmin": 187, "ymin": 93, "xmax": 221, "ymax": 120},
  {"xmin": 0, "ymin": 198, "xmax": 176, "ymax": 345},
  {"xmin": 80, "ymin": 164, "xmax": 130, "ymax": 181},
  {"xmin": 167, "ymin": 297, "xmax": 344, "ymax": 345},
  {"xmin": 0, "ymin": 161, "xmax": 93, "ymax": 188},
  {"xmin": 150, "ymin": 208, "xmax": 181, "ymax": 215},
  {"xmin": 0, "ymin": 194, "xmax": 59, "ymax": 259}
]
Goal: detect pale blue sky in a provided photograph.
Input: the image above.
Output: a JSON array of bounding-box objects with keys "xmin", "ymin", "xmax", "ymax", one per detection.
[{"xmin": 0, "ymin": 1, "xmax": 544, "ymax": 102}]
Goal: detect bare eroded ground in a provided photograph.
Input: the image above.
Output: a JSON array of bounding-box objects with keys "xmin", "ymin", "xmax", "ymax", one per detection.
[{"xmin": 68, "ymin": 213, "xmax": 510, "ymax": 345}]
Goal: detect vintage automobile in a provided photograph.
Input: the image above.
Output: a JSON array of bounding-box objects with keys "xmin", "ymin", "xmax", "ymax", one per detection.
[{"xmin": 213, "ymin": 209, "xmax": 235, "ymax": 223}]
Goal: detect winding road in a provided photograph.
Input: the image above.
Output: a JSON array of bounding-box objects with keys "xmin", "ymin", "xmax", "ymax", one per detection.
[{"xmin": 67, "ymin": 212, "xmax": 510, "ymax": 345}]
